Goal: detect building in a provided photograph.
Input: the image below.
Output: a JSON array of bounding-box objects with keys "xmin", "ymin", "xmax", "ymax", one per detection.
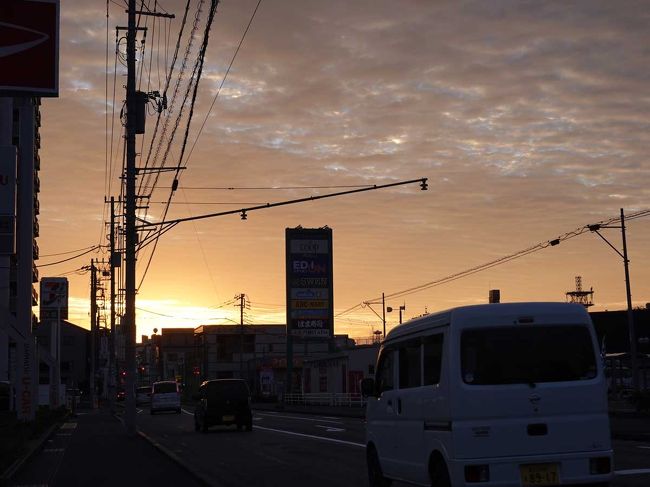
[
  {"xmin": 0, "ymin": 97, "xmax": 42, "ymax": 419},
  {"xmin": 190, "ymin": 324, "xmax": 349, "ymax": 398},
  {"xmin": 590, "ymin": 308, "xmax": 650, "ymax": 354},
  {"xmin": 33, "ymin": 320, "xmax": 89, "ymax": 394},
  {"xmin": 159, "ymin": 328, "xmax": 195, "ymax": 384},
  {"xmin": 302, "ymin": 344, "xmax": 379, "ymax": 395},
  {"xmin": 135, "ymin": 333, "xmax": 160, "ymax": 386}
]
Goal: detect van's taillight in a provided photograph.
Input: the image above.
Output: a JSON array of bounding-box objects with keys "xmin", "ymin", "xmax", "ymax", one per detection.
[
  {"xmin": 464, "ymin": 465, "xmax": 489, "ymax": 483},
  {"xmin": 589, "ymin": 457, "xmax": 611, "ymax": 475}
]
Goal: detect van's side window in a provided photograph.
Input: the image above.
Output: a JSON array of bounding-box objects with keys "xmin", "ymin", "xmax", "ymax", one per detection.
[
  {"xmin": 423, "ymin": 333, "xmax": 444, "ymax": 385},
  {"xmin": 376, "ymin": 348, "xmax": 395, "ymax": 394},
  {"xmin": 398, "ymin": 339, "xmax": 422, "ymax": 389}
]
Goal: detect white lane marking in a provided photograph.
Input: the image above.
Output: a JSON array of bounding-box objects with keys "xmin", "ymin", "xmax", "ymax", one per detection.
[
  {"xmin": 181, "ymin": 408, "xmax": 193, "ymax": 416},
  {"xmin": 616, "ymin": 468, "xmax": 650, "ymax": 476},
  {"xmin": 254, "ymin": 412, "xmax": 343, "ymax": 424},
  {"xmin": 56, "ymin": 433, "xmax": 73, "ymax": 437},
  {"xmin": 254, "ymin": 425, "xmax": 364, "ymax": 448},
  {"xmin": 253, "ymin": 416, "xmax": 264, "ymax": 421},
  {"xmin": 314, "ymin": 424, "xmax": 345, "ymax": 433},
  {"xmin": 637, "ymin": 446, "xmax": 650, "ymax": 449},
  {"xmin": 136, "ymin": 408, "xmax": 143, "ymax": 414},
  {"xmin": 61, "ymin": 423, "xmax": 77, "ymax": 429},
  {"xmin": 43, "ymin": 448, "xmax": 65, "ymax": 453}
]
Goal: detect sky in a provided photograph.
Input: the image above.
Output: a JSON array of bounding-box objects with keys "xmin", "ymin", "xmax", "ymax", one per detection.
[{"xmin": 37, "ymin": 0, "xmax": 650, "ymax": 341}]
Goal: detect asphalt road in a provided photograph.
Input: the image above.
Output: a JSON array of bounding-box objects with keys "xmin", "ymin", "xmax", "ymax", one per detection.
[{"xmin": 133, "ymin": 406, "xmax": 650, "ymax": 487}]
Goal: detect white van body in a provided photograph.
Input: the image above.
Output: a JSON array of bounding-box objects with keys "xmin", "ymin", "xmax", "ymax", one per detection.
[
  {"xmin": 150, "ymin": 381, "xmax": 181, "ymax": 414},
  {"xmin": 365, "ymin": 302, "xmax": 613, "ymax": 487}
]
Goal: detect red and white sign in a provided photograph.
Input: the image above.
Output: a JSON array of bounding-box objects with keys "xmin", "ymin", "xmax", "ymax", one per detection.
[{"xmin": 0, "ymin": 0, "xmax": 59, "ymax": 96}]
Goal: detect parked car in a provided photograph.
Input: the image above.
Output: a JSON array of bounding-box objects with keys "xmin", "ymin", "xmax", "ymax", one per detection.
[
  {"xmin": 362, "ymin": 302, "xmax": 613, "ymax": 487},
  {"xmin": 136, "ymin": 386, "xmax": 151, "ymax": 406},
  {"xmin": 150, "ymin": 381, "xmax": 181, "ymax": 414},
  {"xmin": 194, "ymin": 379, "xmax": 252, "ymax": 432}
]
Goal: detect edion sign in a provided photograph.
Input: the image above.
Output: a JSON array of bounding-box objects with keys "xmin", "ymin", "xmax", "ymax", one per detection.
[{"xmin": 0, "ymin": 0, "xmax": 59, "ymax": 96}]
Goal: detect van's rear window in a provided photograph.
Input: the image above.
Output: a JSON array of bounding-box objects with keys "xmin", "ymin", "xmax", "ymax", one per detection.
[
  {"xmin": 461, "ymin": 325, "xmax": 597, "ymax": 385},
  {"xmin": 207, "ymin": 381, "xmax": 249, "ymax": 400},
  {"xmin": 153, "ymin": 382, "xmax": 177, "ymax": 393}
]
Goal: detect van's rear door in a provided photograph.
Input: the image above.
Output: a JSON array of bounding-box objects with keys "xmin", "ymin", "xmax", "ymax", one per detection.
[{"xmin": 451, "ymin": 324, "xmax": 611, "ymax": 459}]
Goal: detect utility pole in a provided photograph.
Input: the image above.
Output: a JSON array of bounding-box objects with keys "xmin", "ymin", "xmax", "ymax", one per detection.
[
  {"xmin": 235, "ymin": 293, "xmax": 247, "ymax": 379},
  {"xmin": 90, "ymin": 259, "xmax": 97, "ymax": 408},
  {"xmin": 122, "ymin": 2, "xmax": 174, "ymax": 434},
  {"xmin": 108, "ymin": 197, "xmax": 116, "ymax": 411},
  {"xmin": 124, "ymin": 0, "xmax": 138, "ymax": 435},
  {"xmin": 588, "ymin": 208, "xmax": 638, "ymax": 391},
  {"xmin": 620, "ymin": 209, "xmax": 638, "ymax": 391},
  {"xmin": 382, "ymin": 293, "xmax": 386, "ymax": 338}
]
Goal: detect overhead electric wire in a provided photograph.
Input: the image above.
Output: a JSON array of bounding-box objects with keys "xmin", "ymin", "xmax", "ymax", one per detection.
[
  {"xmin": 337, "ymin": 208, "xmax": 650, "ymax": 317},
  {"xmin": 139, "ymin": 0, "xmax": 200, "ymax": 198},
  {"xmin": 37, "ymin": 246, "xmax": 101, "ymax": 268},
  {"xmin": 40, "ymin": 245, "xmax": 99, "ymax": 258},
  {"xmin": 183, "ymin": 0, "xmax": 263, "ymax": 167},
  {"xmin": 137, "ymin": 0, "xmax": 219, "ymax": 290}
]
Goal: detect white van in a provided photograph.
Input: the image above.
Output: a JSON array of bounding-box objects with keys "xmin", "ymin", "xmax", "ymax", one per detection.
[
  {"xmin": 150, "ymin": 380, "xmax": 181, "ymax": 414},
  {"xmin": 362, "ymin": 302, "xmax": 612, "ymax": 487}
]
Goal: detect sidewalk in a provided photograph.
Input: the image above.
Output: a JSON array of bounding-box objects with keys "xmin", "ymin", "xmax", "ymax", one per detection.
[{"xmin": 7, "ymin": 406, "xmax": 206, "ymax": 487}]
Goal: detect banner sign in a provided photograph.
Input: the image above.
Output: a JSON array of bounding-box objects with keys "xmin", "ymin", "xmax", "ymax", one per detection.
[
  {"xmin": 40, "ymin": 277, "xmax": 68, "ymax": 320},
  {"xmin": 286, "ymin": 228, "xmax": 333, "ymax": 338},
  {"xmin": 0, "ymin": 0, "xmax": 60, "ymax": 96}
]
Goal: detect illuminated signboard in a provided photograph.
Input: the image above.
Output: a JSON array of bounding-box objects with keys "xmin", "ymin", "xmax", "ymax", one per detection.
[
  {"xmin": 0, "ymin": 0, "xmax": 60, "ymax": 96},
  {"xmin": 40, "ymin": 277, "xmax": 68, "ymax": 320},
  {"xmin": 285, "ymin": 227, "xmax": 333, "ymax": 338}
]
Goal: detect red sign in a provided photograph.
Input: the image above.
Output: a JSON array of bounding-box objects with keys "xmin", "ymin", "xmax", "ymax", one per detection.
[{"xmin": 0, "ymin": 0, "xmax": 59, "ymax": 96}]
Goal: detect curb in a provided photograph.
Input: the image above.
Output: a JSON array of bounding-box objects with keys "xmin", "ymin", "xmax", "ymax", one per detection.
[
  {"xmin": 0, "ymin": 419, "xmax": 65, "ymax": 484},
  {"xmin": 111, "ymin": 411, "xmax": 217, "ymax": 487},
  {"xmin": 137, "ymin": 429, "xmax": 217, "ymax": 487}
]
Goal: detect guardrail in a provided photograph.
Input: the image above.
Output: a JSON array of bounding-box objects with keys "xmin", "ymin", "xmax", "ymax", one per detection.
[{"xmin": 283, "ymin": 392, "xmax": 366, "ymax": 408}]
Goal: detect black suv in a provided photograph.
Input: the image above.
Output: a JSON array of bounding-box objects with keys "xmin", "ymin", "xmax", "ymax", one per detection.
[{"xmin": 194, "ymin": 379, "xmax": 253, "ymax": 432}]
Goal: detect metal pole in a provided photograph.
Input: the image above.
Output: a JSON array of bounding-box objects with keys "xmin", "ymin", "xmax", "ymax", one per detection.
[
  {"xmin": 382, "ymin": 293, "xmax": 386, "ymax": 338},
  {"xmin": 124, "ymin": 0, "xmax": 137, "ymax": 435},
  {"xmin": 90, "ymin": 260, "xmax": 97, "ymax": 408},
  {"xmin": 620, "ymin": 208, "xmax": 638, "ymax": 391},
  {"xmin": 240, "ymin": 293, "xmax": 244, "ymax": 378}
]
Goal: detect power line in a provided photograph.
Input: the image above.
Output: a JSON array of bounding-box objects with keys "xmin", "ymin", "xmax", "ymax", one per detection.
[
  {"xmin": 182, "ymin": 0, "xmax": 263, "ymax": 167},
  {"xmin": 340, "ymin": 208, "xmax": 650, "ymax": 314},
  {"xmin": 37, "ymin": 246, "xmax": 102, "ymax": 268},
  {"xmin": 40, "ymin": 245, "xmax": 99, "ymax": 258}
]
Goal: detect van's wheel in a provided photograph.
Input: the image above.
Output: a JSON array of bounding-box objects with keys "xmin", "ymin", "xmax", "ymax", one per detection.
[
  {"xmin": 429, "ymin": 454, "xmax": 451, "ymax": 487},
  {"xmin": 367, "ymin": 445, "xmax": 392, "ymax": 487}
]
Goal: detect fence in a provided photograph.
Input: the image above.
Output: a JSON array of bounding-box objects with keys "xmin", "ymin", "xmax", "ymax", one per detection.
[{"xmin": 284, "ymin": 392, "xmax": 366, "ymax": 408}]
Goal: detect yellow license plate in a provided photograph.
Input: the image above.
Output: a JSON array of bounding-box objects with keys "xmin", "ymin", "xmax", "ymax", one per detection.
[
  {"xmin": 520, "ymin": 463, "xmax": 559, "ymax": 486},
  {"xmin": 222, "ymin": 415, "xmax": 235, "ymax": 422}
]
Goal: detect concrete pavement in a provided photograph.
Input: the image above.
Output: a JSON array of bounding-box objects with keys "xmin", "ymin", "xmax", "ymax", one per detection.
[{"xmin": 7, "ymin": 406, "xmax": 206, "ymax": 487}]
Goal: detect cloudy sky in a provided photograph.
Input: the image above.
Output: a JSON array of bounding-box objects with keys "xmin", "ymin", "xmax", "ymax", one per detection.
[{"xmin": 38, "ymin": 0, "xmax": 650, "ymax": 340}]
